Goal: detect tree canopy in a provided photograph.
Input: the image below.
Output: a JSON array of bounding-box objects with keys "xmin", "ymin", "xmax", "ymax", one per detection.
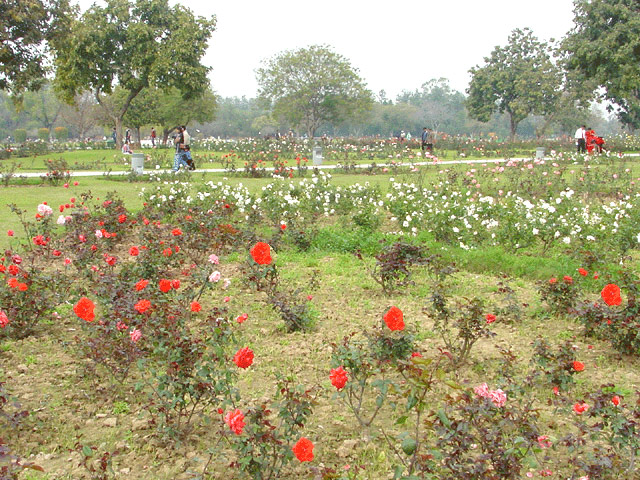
[
  {"xmin": 53, "ymin": 0, "xmax": 216, "ymax": 146},
  {"xmin": 1, "ymin": 0, "xmax": 73, "ymax": 96},
  {"xmin": 563, "ymin": 0, "xmax": 640, "ymax": 129},
  {"xmin": 256, "ymin": 45, "xmax": 374, "ymax": 138},
  {"xmin": 466, "ymin": 28, "xmax": 562, "ymax": 139}
]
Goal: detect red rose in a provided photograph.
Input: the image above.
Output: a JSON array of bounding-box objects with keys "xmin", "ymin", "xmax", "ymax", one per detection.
[
  {"xmin": 486, "ymin": 314, "xmax": 496, "ymax": 324},
  {"xmin": 233, "ymin": 347, "xmax": 254, "ymax": 368},
  {"xmin": 549, "ymin": 277, "xmax": 557, "ymax": 284},
  {"xmin": 190, "ymin": 301, "xmax": 202, "ymax": 312},
  {"xmin": 134, "ymin": 299, "xmax": 151, "ymax": 314},
  {"xmin": 329, "ymin": 366, "xmax": 348, "ymax": 390},
  {"xmin": 224, "ymin": 409, "xmax": 245, "ymax": 435},
  {"xmin": 578, "ymin": 268, "xmax": 588, "ymax": 277},
  {"xmin": 563, "ymin": 275, "xmax": 573, "ymax": 284},
  {"xmin": 572, "ymin": 361, "xmax": 584, "ymax": 372},
  {"xmin": 118, "ymin": 214, "xmax": 127, "ymax": 224},
  {"xmin": 612, "ymin": 395, "xmax": 620, "ymax": 406},
  {"xmin": 250, "ymin": 242, "xmax": 272, "ymax": 265},
  {"xmin": 292, "ymin": 437, "xmax": 314, "ymax": 462},
  {"xmin": 383, "ymin": 306, "xmax": 405, "ymax": 331},
  {"xmin": 236, "ymin": 313, "xmax": 248, "ymax": 323},
  {"xmin": 135, "ymin": 279, "xmax": 149, "ymax": 291},
  {"xmin": 601, "ymin": 284, "xmax": 622, "ymax": 306},
  {"xmin": 73, "ymin": 297, "xmax": 95, "ymax": 322},
  {"xmin": 159, "ymin": 279, "xmax": 172, "ymax": 293},
  {"xmin": 573, "ymin": 402, "xmax": 589, "ymax": 414},
  {"xmin": 172, "ymin": 228, "xmax": 182, "ymax": 236},
  {"xmin": 171, "ymin": 279, "xmax": 180, "ymax": 290},
  {"xmin": 129, "ymin": 246, "xmax": 139, "ymax": 256}
]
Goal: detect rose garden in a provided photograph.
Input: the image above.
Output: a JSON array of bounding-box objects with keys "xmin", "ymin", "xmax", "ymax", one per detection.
[{"xmin": 0, "ymin": 137, "xmax": 639, "ymax": 480}]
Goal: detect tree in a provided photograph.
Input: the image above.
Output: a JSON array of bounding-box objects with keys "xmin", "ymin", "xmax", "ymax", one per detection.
[
  {"xmin": 122, "ymin": 87, "xmax": 160, "ymax": 144},
  {"xmin": 60, "ymin": 91, "xmax": 100, "ymax": 140},
  {"xmin": 152, "ymin": 87, "xmax": 217, "ymax": 145},
  {"xmin": 1, "ymin": 0, "xmax": 72, "ymax": 96},
  {"xmin": 21, "ymin": 82, "xmax": 63, "ymax": 138},
  {"xmin": 466, "ymin": 28, "xmax": 562, "ymax": 139},
  {"xmin": 397, "ymin": 78, "xmax": 467, "ymax": 134},
  {"xmin": 256, "ymin": 45, "xmax": 374, "ymax": 137},
  {"xmin": 53, "ymin": 0, "xmax": 215, "ymax": 147},
  {"xmin": 563, "ymin": 0, "xmax": 640, "ymax": 130}
]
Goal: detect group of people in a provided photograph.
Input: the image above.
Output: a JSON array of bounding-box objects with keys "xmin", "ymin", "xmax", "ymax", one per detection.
[
  {"xmin": 574, "ymin": 125, "xmax": 606, "ymax": 154},
  {"xmin": 421, "ymin": 127, "xmax": 435, "ymax": 153}
]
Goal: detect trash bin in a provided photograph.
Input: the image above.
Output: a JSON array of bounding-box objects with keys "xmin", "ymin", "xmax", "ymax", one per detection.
[
  {"xmin": 131, "ymin": 153, "xmax": 144, "ymax": 174},
  {"xmin": 535, "ymin": 147, "xmax": 545, "ymax": 159},
  {"xmin": 312, "ymin": 145, "xmax": 323, "ymax": 166}
]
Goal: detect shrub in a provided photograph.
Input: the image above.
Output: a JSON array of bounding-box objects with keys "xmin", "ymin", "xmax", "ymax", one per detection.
[
  {"xmin": 37, "ymin": 128, "xmax": 49, "ymax": 142},
  {"xmin": 13, "ymin": 129, "xmax": 26, "ymax": 143},
  {"xmin": 54, "ymin": 126, "xmax": 69, "ymax": 141}
]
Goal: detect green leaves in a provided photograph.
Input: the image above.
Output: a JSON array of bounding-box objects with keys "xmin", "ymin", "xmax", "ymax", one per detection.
[
  {"xmin": 256, "ymin": 45, "xmax": 374, "ymax": 137},
  {"xmin": 466, "ymin": 28, "xmax": 562, "ymax": 139},
  {"xmin": 563, "ymin": 0, "xmax": 640, "ymax": 128}
]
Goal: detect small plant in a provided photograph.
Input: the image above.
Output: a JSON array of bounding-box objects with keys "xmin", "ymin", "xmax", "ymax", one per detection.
[
  {"xmin": 268, "ymin": 289, "xmax": 317, "ymax": 332},
  {"xmin": 428, "ymin": 294, "xmax": 495, "ymax": 366},
  {"xmin": 530, "ymin": 338, "xmax": 581, "ymax": 391},
  {"xmin": 538, "ymin": 275, "xmax": 579, "ymax": 314},
  {"xmin": 222, "ymin": 376, "xmax": 317, "ymax": 480},
  {"xmin": 75, "ymin": 440, "xmax": 118, "ymax": 480},
  {"xmin": 358, "ymin": 242, "xmax": 434, "ymax": 295}
]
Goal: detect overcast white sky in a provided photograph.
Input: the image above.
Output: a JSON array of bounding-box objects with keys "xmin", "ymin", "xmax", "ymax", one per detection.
[{"xmin": 75, "ymin": 0, "xmax": 577, "ymax": 100}]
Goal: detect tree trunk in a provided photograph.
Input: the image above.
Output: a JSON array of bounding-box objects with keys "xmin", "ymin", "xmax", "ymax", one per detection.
[
  {"xmin": 509, "ymin": 113, "xmax": 518, "ymax": 141},
  {"xmin": 135, "ymin": 126, "xmax": 141, "ymax": 147}
]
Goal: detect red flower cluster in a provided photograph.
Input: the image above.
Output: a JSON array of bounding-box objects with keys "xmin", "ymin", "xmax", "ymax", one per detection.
[
  {"xmin": 563, "ymin": 275, "xmax": 573, "ymax": 284},
  {"xmin": 383, "ymin": 306, "xmax": 405, "ymax": 331},
  {"xmin": 573, "ymin": 402, "xmax": 589, "ymax": 414},
  {"xmin": 250, "ymin": 242, "xmax": 272, "ymax": 265},
  {"xmin": 129, "ymin": 246, "xmax": 139, "ymax": 256},
  {"xmin": 224, "ymin": 409, "xmax": 245, "ymax": 435},
  {"xmin": 578, "ymin": 268, "xmax": 588, "ymax": 277},
  {"xmin": 73, "ymin": 297, "xmax": 95, "ymax": 322},
  {"xmin": 572, "ymin": 361, "xmax": 585, "ymax": 372},
  {"xmin": 601, "ymin": 283, "xmax": 622, "ymax": 306},
  {"xmin": 135, "ymin": 279, "xmax": 149, "ymax": 291},
  {"xmin": 329, "ymin": 366, "xmax": 348, "ymax": 390},
  {"xmin": 190, "ymin": 301, "xmax": 202, "ymax": 312},
  {"xmin": 172, "ymin": 228, "xmax": 182, "ymax": 236},
  {"xmin": 292, "ymin": 437, "xmax": 314, "ymax": 462},
  {"xmin": 159, "ymin": 279, "xmax": 172, "ymax": 293},
  {"xmin": 233, "ymin": 347, "xmax": 254, "ymax": 368},
  {"xmin": 134, "ymin": 299, "xmax": 151, "ymax": 314},
  {"xmin": 485, "ymin": 314, "xmax": 496, "ymax": 324}
]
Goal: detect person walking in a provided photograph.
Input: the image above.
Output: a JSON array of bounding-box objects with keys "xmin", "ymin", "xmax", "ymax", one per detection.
[
  {"xmin": 181, "ymin": 125, "xmax": 195, "ymax": 170},
  {"xmin": 574, "ymin": 125, "xmax": 586, "ymax": 153},
  {"xmin": 172, "ymin": 126, "xmax": 190, "ymax": 172},
  {"xmin": 421, "ymin": 127, "xmax": 428, "ymax": 152},
  {"xmin": 125, "ymin": 128, "xmax": 131, "ymax": 145},
  {"xmin": 111, "ymin": 127, "xmax": 117, "ymax": 146},
  {"xmin": 151, "ymin": 127, "xmax": 156, "ymax": 147}
]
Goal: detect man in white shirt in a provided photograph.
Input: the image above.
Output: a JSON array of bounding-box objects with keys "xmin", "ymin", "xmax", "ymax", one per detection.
[{"xmin": 574, "ymin": 125, "xmax": 586, "ymax": 153}]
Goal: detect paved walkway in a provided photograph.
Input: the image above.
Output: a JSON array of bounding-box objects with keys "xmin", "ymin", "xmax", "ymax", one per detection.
[{"xmin": 6, "ymin": 153, "xmax": 638, "ymax": 178}]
